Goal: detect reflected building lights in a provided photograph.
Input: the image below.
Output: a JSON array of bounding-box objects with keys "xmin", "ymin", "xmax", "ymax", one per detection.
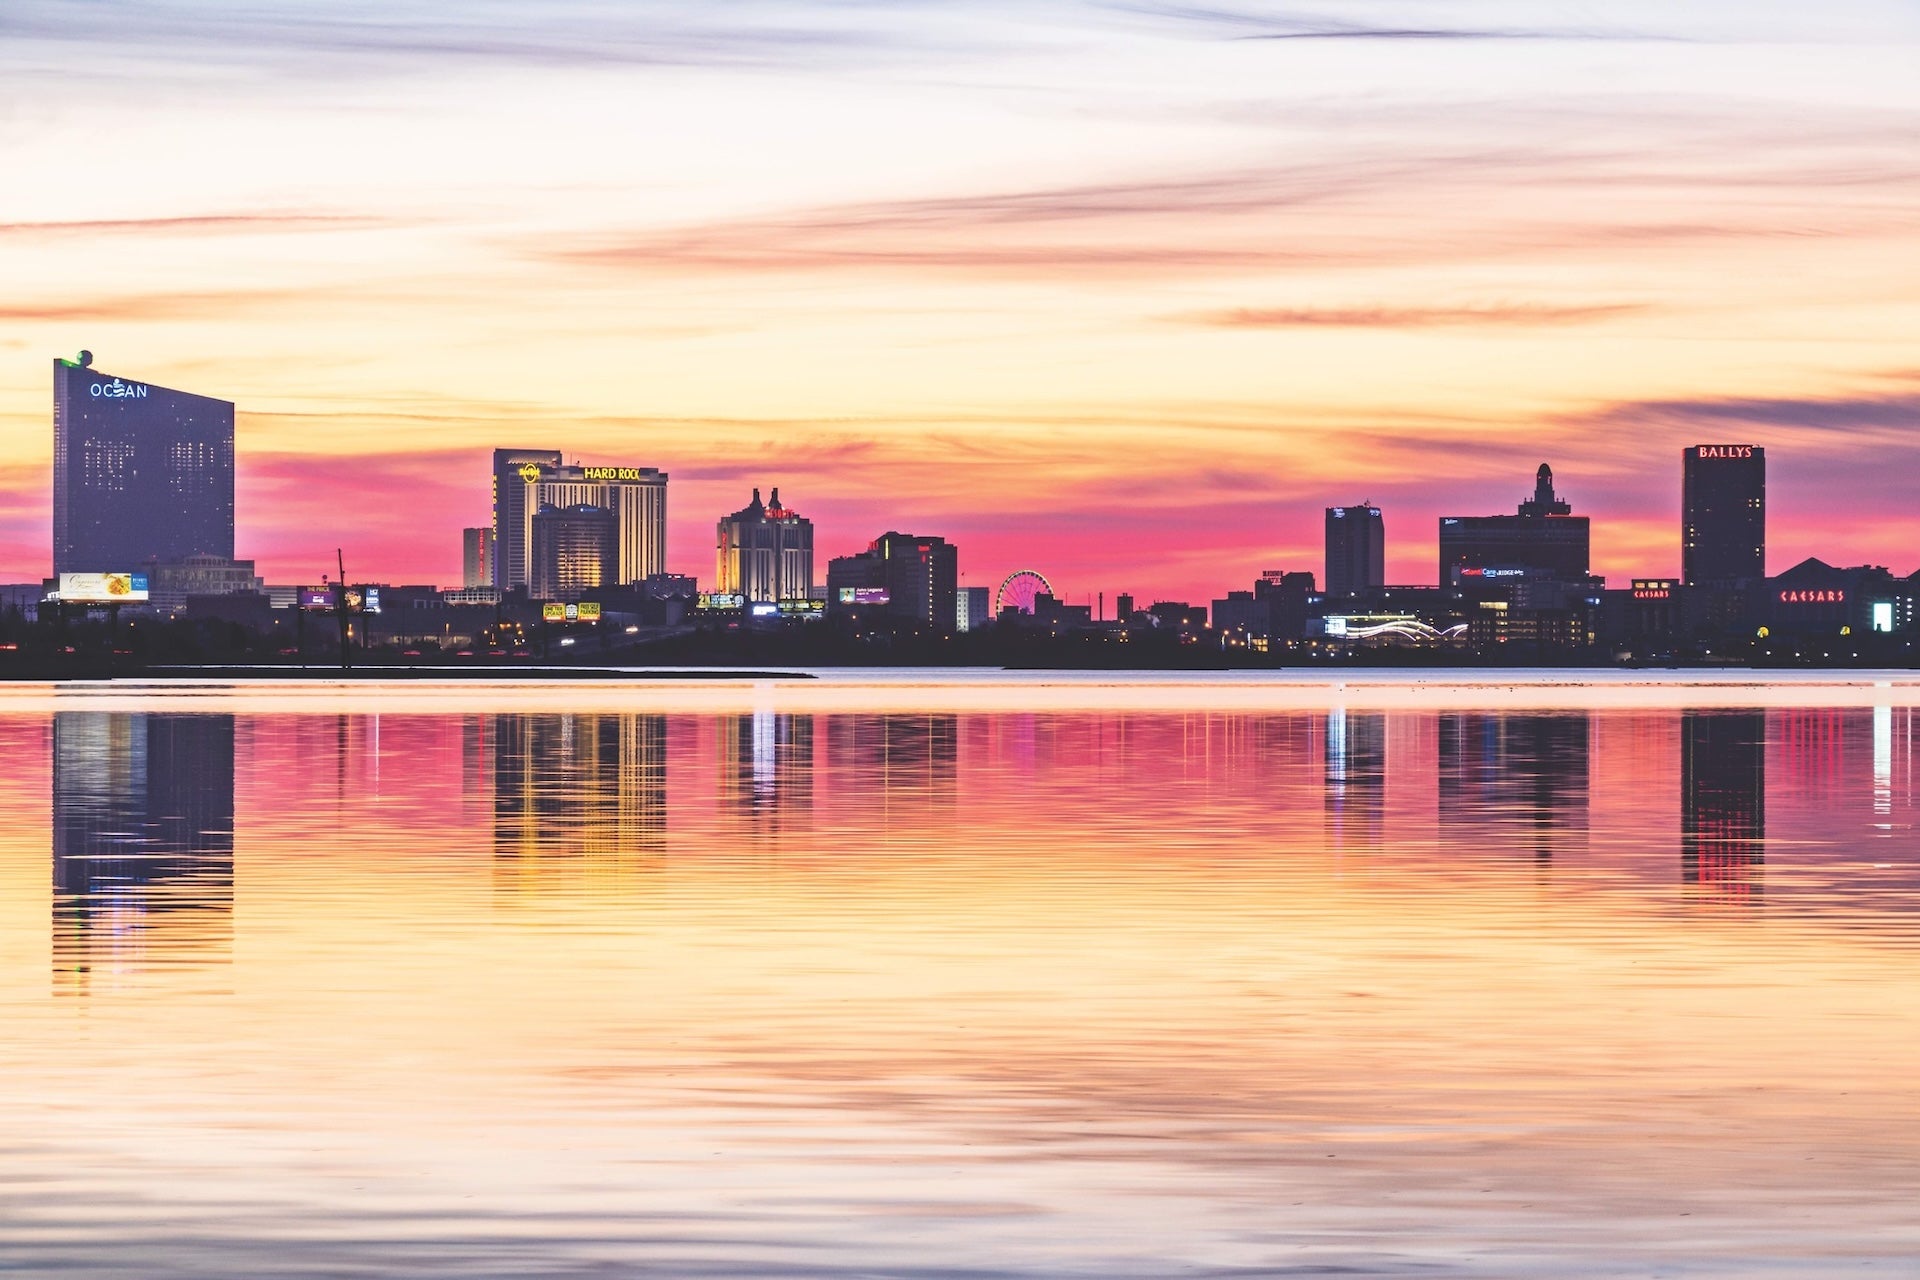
[
  {"xmin": 51, "ymin": 712, "xmax": 235, "ymax": 993},
  {"xmin": 1680, "ymin": 710, "xmax": 1765, "ymax": 897},
  {"xmin": 1324, "ymin": 709, "xmax": 1387, "ymax": 854},
  {"xmin": 492, "ymin": 714, "xmax": 668, "ymax": 891},
  {"xmin": 1440, "ymin": 713, "xmax": 1591, "ymax": 863},
  {"xmin": 719, "ymin": 711, "xmax": 814, "ymax": 838}
]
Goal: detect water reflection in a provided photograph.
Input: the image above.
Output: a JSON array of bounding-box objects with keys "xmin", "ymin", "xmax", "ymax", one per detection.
[
  {"xmin": 51, "ymin": 712, "xmax": 234, "ymax": 992},
  {"xmin": 1439, "ymin": 713, "xmax": 1591, "ymax": 863},
  {"xmin": 493, "ymin": 714, "xmax": 667, "ymax": 890},
  {"xmin": 9, "ymin": 698, "xmax": 1920, "ymax": 1278},
  {"xmin": 719, "ymin": 710, "xmax": 814, "ymax": 839},
  {"xmin": 1324, "ymin": 709, "xmax": 1386, "ymax": 852},
  {"xmin": 1681, "ymin": 711, "xmax": 1766, "ymax": 897}
]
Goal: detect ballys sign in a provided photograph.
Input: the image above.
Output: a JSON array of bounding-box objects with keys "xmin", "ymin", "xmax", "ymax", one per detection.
[{"xmin": 1696, "ymin": 445, "xmax": 1755, "ymax": 459}]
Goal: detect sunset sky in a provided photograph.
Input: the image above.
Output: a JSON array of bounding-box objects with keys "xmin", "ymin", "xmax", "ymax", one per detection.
[{"xmin": 4, "ymin": 1, "xmax": 1919, "ymax": 601}]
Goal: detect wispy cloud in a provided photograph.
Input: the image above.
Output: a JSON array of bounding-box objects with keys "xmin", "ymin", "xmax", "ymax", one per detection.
[
  {"xmin": 1104, "ymin": 2, "xmax": 1704, "ymax": 43},
  {"xmin": 1588, "ymin": 384, "xmax": 1920, "ymax": 440},
  {"xmin": 541, "ymin": 135, "xmax": 1920, "ymax": 282},
  {"xmin": 0, "ymin": 1, "xmax": 996, "ymax": 79},
  {"xmin": 1181, "ymin": 302, "xmax": 1646, "ymax": 329},
  {"xmin": 0, "ymin": 289, "xmax": 336, "ymax": 323},
  {"xmin": 0, "ymin": 213, "xmax": 395, "ymax": 239}
]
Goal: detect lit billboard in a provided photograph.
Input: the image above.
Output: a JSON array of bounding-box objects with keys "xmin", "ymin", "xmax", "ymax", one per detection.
[
  {"xmin": 837, "ymin": 587, "xmax": 890, "ymax": 605},
  {"xmin": 697, "ymin": 592, "xmax": 745, "ymax": 610},
  {"xmin": 542, "ymin": 602, "xmax": 603, "ymax": 622},
  {"xmin": 299, "ymin": 587, "xmax": 334, "ymax": 610},
  {"xmin": 57, "ymin": 572, "xmax": 149, "ymax": 603}
]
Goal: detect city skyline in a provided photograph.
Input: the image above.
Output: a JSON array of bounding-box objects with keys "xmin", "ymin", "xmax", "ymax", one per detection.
[
  {"xmin": 21, "ymin": 356, "xmax": 1915, "ymax": 609},
  {"xmin": 4, "ymin": 3, "xmax": 1919, "ymax": 600}
]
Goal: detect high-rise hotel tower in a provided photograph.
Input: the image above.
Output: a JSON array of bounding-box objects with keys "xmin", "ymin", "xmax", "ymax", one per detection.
[
  {"xmin": 53, "ymin": 353, "xmax": 234, "ymax": 575},
  {"xmin": 1324, "ymin": 503, "xmax": 1385, "ymax": 601},
  {"xmin": 1682, "ymin": 445, "xmax": 1765, "ymax": 585},
  {"xmin": 492, "ymin": 450, "xmax": 667, "ymax": 591},
  {"xmin": 716, "ymin": 488, "xmax": 814, "ymax": 603}
]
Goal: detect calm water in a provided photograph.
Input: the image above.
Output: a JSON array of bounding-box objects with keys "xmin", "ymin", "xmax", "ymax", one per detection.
[{"xmin": 3, "ymin": 677, "xmax": 1919, "ymax": 1277}]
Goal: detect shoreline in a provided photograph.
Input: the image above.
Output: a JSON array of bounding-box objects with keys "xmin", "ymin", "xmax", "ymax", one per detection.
[{"xmin": 3, "ymin": 666, "xmax": 1918, "ymax": 713}]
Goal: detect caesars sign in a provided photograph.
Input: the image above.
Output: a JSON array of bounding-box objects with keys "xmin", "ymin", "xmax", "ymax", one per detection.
[
  {"xmin": 58, "ymin": 572, "xmax": 150, "ymax": 603},
  {"xmin": 1696, "ymin": 445, "xmax": 1756, "ymax": 460}
]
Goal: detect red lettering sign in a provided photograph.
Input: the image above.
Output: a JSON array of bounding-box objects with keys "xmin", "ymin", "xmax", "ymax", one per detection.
[{"xmin": 1778, "ymin": 589, "xmax": 1846, "ymax": 604}]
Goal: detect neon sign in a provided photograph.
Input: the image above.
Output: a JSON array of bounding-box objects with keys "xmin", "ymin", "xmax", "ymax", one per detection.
[
  {"xmin": 1696, "ymin": 445, "xmax": 1755, "ymax": 459},
  {"xmin": 517, "ymin": 463, "xmax": 543, "ymax": 483},
  {"xmin": 580, "ymin": 466, "xmax": 656, "ymax": 482},
  {"xmin": 1778, "ymin": 589, "xmax": 1845, "ymax": 604},
  {"xmin": 88, "ymin": 379, "xmax": 149, "ymax": 399},
  {"xmin": 1632, "ymin": 588, "xmax": 1670, "ymax": 599}
]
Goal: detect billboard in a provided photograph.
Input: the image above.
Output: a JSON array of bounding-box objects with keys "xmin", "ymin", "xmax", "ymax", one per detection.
[
  {"xmin": 778, "ymin": 600, "xmax": 824, "ymax": 617},
  {"xmin": 542, "ymin": 602, "xmax": 603, "ymax": 622},
  {"xmin": 339, "ymin": 586, "xmax": 380, "ymax": 614},
  {"xmin": 57, "ymin": 572, "xmax": 149, "ymax": 603},
  {"xmin": 299, "ymin": 587, "xmax": 334, "ymax": 610},
  {"xmin": 837, "ymin": 586, "xmax": 890, "ymax": 605},
  {"xmin": 697, "ymin": 592, "xmax": 745, "ymax": 610}
]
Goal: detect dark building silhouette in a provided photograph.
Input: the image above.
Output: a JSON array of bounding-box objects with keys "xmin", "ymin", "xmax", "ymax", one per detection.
[
  {"xmin": 53, "ymin": 355, "xmax": 234, "ymax": 575},
  {"xmin": 1682, "ymin": 445, "xmax": 1765, "ymax": 586},
  {"xmin": 491, "ymin": 448, "xmax": 563, "ymax": 590},
  {"xmin": 1439, "ymin": 463, "xmax": 1591, "ymax": 586},
  {"xmin": 827, "ymin": 532, "xmax": 960, "ymax": 628},
  {"xmin": 530, "ymin": 502, "xmax": 617, "ymax": 601},
  {"xmin": 1325, "ymin": 504, "xmax": 1385, "ymax": 601},
  {"xmin": 52, "ymin": 712, "xmax": 235, "ymax": 990},
  {"xmin": 1681, "ymin": 710, "xmax": 1765, "ymax": 891}
]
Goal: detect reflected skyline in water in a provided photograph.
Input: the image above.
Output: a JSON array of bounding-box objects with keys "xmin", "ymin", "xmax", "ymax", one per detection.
[
  {"xmin": 6, "ymin": 695, "xmax": 1920, "ymax": 1277},
  {"xmin": 51, "ymin": 712, "xmax": 235, "ymax": 992}
]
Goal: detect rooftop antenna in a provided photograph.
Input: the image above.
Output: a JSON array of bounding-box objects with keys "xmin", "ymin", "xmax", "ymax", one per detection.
[{"xmin": 335, "ymin": 548, "xmax": 351, "ymax": 672}]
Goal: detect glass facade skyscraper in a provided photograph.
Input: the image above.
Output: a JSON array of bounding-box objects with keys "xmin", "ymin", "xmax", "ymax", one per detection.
[{"xmin": 53, "ymin": 356, "xmax": 234, "ymax": 575}]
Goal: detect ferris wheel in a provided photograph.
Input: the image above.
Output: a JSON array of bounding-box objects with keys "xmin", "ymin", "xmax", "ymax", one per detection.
[{"xmin": 995, "ymin": 569, "xmax": 1054, "ymax": 616}]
